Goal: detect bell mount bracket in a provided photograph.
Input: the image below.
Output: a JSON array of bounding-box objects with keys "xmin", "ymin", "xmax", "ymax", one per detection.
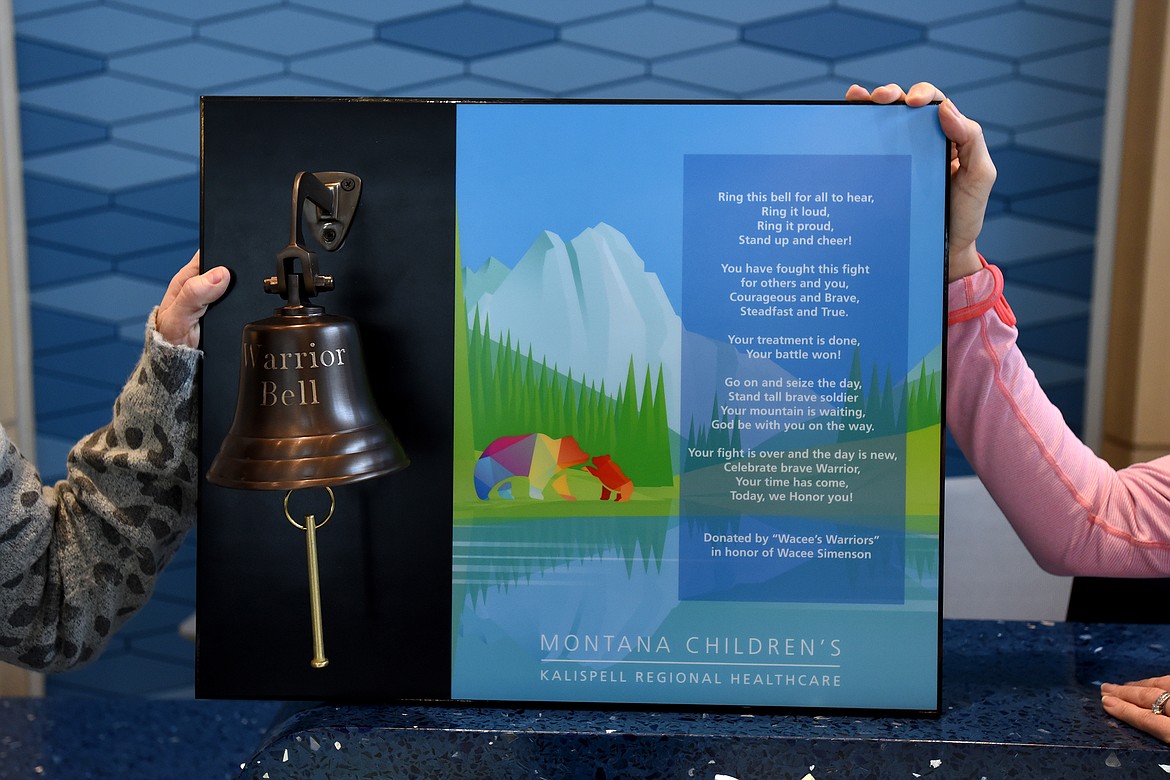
[{"xmin": 265, "ymin": 171, "xmax": 363, "ymax": 302}]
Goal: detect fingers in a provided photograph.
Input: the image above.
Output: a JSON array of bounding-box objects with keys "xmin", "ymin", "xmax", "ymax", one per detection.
[
  {"xmin": 1100, "ymin": 694, "xmax": 1170, "ymax": 741},
  {"xmin": 155, "ymin": 253, "xmax": 231, "ymax": 348},
  {"xmin": 844, "ymin": 84, "xmax": 875, "ymax": 102},
  {"xmin": 937, "ymin": 99, "xmax": 982, "ymax": 150},
  {"xmin": 847, "ymin": 81, "xmax": 991, "ymax": 283},
  {"xmin": 904, "ymin": 81, "xmax": 946, "ymax": 106},
  {"xmin": 1101, "ymin": 683, "xmax": 1170, "ymax": 743},
  {"xmin": 846, "ymin": 83, "xmax": 903, "ymax": 104},
  {"xmin": 176, "ymin": 265, "xmax": 230, "ymax": 313},
  {"xmin": 849, "ymin": 84, "xmax": 984, "ymax": 164},
  {"xmin": 161, "ymin": 251, "xmax": 202, "ymax": 309},
  {"xmin": 845, "ymin": 82, "xmax": 942, "ymax": 106},
  {"xmin": 934, "ymin": 98, "xmax": 989, "ymax": 189},
  {"xmin": 1101, "ymin": 681, "xmax": 1165, "ymax": 707},
  {"xmin": 846, "ymin": 82, "xmax": 963, "ymax": 138}
]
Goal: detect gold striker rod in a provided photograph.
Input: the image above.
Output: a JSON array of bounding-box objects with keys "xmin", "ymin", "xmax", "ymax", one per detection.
[
  {"xmin": 284, "ymin": 488, "xmax": 334, "ymax": 669},
  {"xmin": 304, "ymin": 513, "xmax": 329, "ymax": 668}
]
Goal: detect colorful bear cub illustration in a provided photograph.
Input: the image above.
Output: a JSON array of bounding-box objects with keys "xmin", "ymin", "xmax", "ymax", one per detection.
[
  {"xmin": 474, "ymin": 433, "xmax": 634, "ymax": 501},
  {"xmin": 584, "ymin": 454, "xmax": 634, "ymax": 502},
  {"xmin": 474, "ymin": 433, "xmax": 590, "ymax": 500}
]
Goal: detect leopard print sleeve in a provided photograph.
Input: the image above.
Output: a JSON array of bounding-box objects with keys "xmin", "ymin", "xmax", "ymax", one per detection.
[{"xmin": 0, "ymin": 308, "xmax": 202, "ymax": 671}]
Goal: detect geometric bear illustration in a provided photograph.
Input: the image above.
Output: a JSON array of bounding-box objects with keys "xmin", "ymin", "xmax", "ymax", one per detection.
[
  {"xmin": 474, "ymin": 433, "xmax": 591, "ymax": 500},
  {"xmin": 583, "ymin": 454, "xmax": 634, "ymax": 502}
]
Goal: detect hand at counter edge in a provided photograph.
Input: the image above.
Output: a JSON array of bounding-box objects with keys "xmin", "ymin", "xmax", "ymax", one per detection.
[{"xmin": 1102, "ymin": 677, "xmax": 1170, "ymax": 744}]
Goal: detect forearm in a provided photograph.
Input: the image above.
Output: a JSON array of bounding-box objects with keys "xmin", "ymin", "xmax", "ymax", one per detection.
[
  {"xmin": 0, "ymin": 309, "xmax": 201, "ymax": 671},
  {"xmin": 948, "ymin": 265, "xmax": 1170, "ymax": 576}
]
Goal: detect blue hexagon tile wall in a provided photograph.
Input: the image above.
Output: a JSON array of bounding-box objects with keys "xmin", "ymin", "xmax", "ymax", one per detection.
[{"xmin": 11, "ymin": 0, "xmax": 1113, "ymax": 696}]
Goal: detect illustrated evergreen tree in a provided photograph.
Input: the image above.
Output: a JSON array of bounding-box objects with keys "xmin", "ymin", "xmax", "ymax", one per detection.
[
  {"xmin": 525, "ymin": 349, "xmax": 542, "ymax": 434},
  {"xmin": 924, "ymin": 370, "xmax": 938, "ymax": 427},
  {"xmin": 468, "ymin": 307, "xmax": 486, "ymax": 444},
  {"xmin": 685, "ymin": 417, "xmax": 697, "ymax": 472},
  {"xmin": 485, "ymin": 328, "xmax": 509, "ymax": 446},
  {"xmin": 536, "ymin": 359, "xmax": 548, "ymax": 430},
  {"xmin": 879, "ymin": 367, "xmax": 896, "ymax": 436},
  {"xmin": 630, "ymin": 365, "xmax": 673, "ymax": 485},
  {"xmin": 907, "ymin": 362, "xmax": 925, "ymax": 430},
  {"xmin": 613, "ymin": 359, "xmax": 641, "ymax": 479},
  {"xmin": 836, "ymin": 348, "xmax": 865, "ymax": 443},
  {"xmin": 695, "ymin": 415, "xmax": 710, "ymax": 465},
  {"xmin": 466, "ymin": 314, "xmax": 679, "ymax": 489},
  {"xmin": 895, "ymin": 368, "xmax": 909, "ymax": 433},
  {"xmin": 584, "ymin": 380, "xmax": 601, "ymax": 453},
  {"xmin": 504, "ymin": 337, "xmax": 522, "ymax": 436},
  {"xmin": 865, "ymin": 362, "xmax": 882, "ymax": 432},
  {"xmin": 561, "ymin": 368, "xmax": 578, "ymax": 442},
  {"xmin": 708, "ymin": 395, "xmax": 730, "ymax": 454},
  {"xmin": 650, "ymin": 366, "xmax": 673, "ymax": 482}
]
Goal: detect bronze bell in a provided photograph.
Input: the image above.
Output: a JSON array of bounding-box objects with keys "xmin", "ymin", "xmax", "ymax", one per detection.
[
  {"xmin": 208, "ymin": 170, "xmax": 408, "ymax": 488},
  {"xmin": 207, "ymin": 171, "xmax": 408, "ymax": 667},
  {"xmin": 206, "ymin": 279, "xmax": 408, "ymax": 489}
]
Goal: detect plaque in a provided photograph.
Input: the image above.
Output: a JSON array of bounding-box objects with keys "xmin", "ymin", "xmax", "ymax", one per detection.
[{"xmin": 199, "ymin": 98, "xmax": 946, "ymax": 714}]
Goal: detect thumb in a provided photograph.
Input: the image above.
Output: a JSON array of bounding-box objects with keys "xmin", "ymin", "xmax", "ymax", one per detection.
[{"xmin": 157, "ymin": 266, "xmax": 231, "ymax": 347}]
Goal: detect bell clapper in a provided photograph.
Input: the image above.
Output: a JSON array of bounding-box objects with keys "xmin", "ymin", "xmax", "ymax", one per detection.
[
  {"xmin": 304, "ymin": 513, "xmax": 328, "ymax": 668},
  {"xmin": 285, "ymin": 488, "xmax": 335, "ymax": 669}
]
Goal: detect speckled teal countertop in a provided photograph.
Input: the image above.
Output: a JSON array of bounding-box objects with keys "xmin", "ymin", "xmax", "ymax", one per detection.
[{"xmin": 4, "ymin": 621, "xmax": 1169, "ymax": 779}]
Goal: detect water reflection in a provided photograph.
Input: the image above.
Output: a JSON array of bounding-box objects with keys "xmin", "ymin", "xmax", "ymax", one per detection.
[{"xmin": 454, "ymin": 515, "xmax": 672, "ymax": 607}]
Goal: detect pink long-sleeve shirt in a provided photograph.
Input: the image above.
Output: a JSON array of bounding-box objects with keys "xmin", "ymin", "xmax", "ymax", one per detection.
[{"xmin": 947, "ymin": 262, "xmax": 1170, "ymax": 577}]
